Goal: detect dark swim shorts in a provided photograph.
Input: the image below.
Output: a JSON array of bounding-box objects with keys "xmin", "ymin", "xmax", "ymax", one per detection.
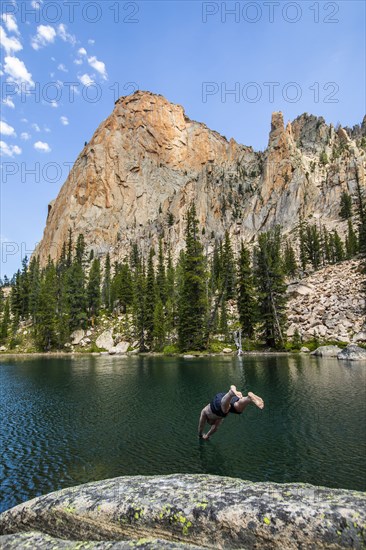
[{"xmin": 210, "ymin": 392, "xmax": 241, "ymax": 417}]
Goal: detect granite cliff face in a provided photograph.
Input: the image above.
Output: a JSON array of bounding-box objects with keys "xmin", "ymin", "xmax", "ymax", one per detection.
[{"xmin": 35, "ymin": 91, "xmax": 366, "ymax": 264}]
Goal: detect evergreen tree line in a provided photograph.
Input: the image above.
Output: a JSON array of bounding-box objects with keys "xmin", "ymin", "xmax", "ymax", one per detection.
[{"xmin": 0, "ymin": 185, "xmax": 364, "ymax": 353}]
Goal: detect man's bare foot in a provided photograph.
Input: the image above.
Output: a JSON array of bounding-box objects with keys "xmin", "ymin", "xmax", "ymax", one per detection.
[
  {"xmin": 248, "ymin": 391, "xmax": 264, "ymax": 409},
  {"xmin": 230, "ymin": 385, "xmax": 243, "ymax": 399},
  {"xmin": 202, "ymin": 434, "xmax": 210, "ymax": 440}
]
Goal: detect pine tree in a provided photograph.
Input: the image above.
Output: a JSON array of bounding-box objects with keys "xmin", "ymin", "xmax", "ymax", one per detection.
[
  {"xmin": 356, "ymin": 170, "xmax": 366, "ymax": 255},
  {"xmin": 75, "ymin": 234, "xmax": 86, "ymax": 265},
  {"xmin": 283, "ymin": 241, "xmax": 297, "ymax": 277},
  {"xmin": 219, "ymin": 294, "xmax": 229, "ymax": 337},
  {"xmin": 222, "ymin": 230, "xmax": 236, "ymax": 300},
  {"xmin": 345, "ymin": 220, "xmax": 358, "ymax": 258},
  {"xmin": 66, "ymin": 228, "xmax": 73, "ymax": 268},
  {"xmin": 305, "ymin": 225, "xmax": 321, "ymax": 270},
  {"xmin": 178, "ymin": 205, "xmax": 208, "ymax": 351},
  {"xmin": 102, "ymin": 253, "xmax": 111, "ymax": 310},
  {"xmin": 165, "ymin": 248, "xmax": 176, "ymax": 335},
  {"xmin": 20, "ymin": 256, "xmax": 29, "ymax": 317},
  {"xmin": 299, "ymin": 218, "xmax": 307, "ymax": 271},
  {"xmin": 56, "ymin": 242, "xmax": 71, "ymax": 346},
  {"xmin": 145, "ymin": 248, "xmax": 156, "ymax": 349},
  {"xmin": 87, "ymin": 258, "xmax": 101, "ymax": 323},
  {"xmin": 332, "ymin": 230, "xmax": 345, "ymax": 262},
  {"xmin": 211, "ymin": 239, "xmax": 223, "ymax": 294},
  {"xmin": 339, "ymin": 191, "xmax": 353, "ymax": 219},
  {"xmin": 237, "ymin": 242, "xmax": 256, "ymax": 339},
  {"xmin": 322, "ymin": 226, "xmax": 331, "ymax": 264},
  {"xmin": 111, "ymin": 261, "xmax": 133, "ymax": 314},
  {"xmin": 34, "ymin": 260, "xmax": 58, "ymax": 351},
  {"xmin": 254, "ymin": 226, "xmax": 287, "ymax": 349},
  {"xmin": 67, "ymin": 241, "xmax": 87, "ymax": 330},
  {"xmin": 0, "ymin": 299, "xmax": 10, "ymax": 344},
  {"xmin": 156, "ymin": 238, "xmax": 166, "ymax": 304},
  {"xmin": 153, "ymin": 298, "xmax": 165, "ymax": 350},
  {"xmin": 28, "ymin": 256, "xmax": 41, "ymax": 322},
  {"xmin": 132, "ymin": 261, "xmax": 147, "ymax": 351}
]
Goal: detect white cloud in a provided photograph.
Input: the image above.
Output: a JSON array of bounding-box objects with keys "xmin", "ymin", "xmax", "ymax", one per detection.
[
  {"xmin": 2, "ymin": 13, "xmax": 19, "ymax": 35},
  {"xmin": 79, "ymin": 73, "xmax": 94, "ymax": 86},
  {"xmin": 88, "ymin": 56, "xmax": 107, "ymax": 79},
  {"xmin": 20, "ymin": 132, "xmax": 31, "ymax": 140},
  {"xmin": 51, "ymin": 101, "xmax": 58, "ymax": 108},
  {"xmin": 78, "ymin": 47, "xmax": 87, "ymax": 56},
  {"xmin": 60, "ymin": 116, "xmax": 69, "ymax": 126},
  {"xmin": 31, "ymin": 24, "xmax": 56, "ymax": 50},
  {"xmin": 34, "ymin": 141, "xmax": 51, "ymax": 153},
  {"xmin": 0, "ymin": 140, "xmax": 22, "ymax": 157},
  {"xmin": 74, "ymin": 58, "xmax": 83, "ymax": 65},
  {"xmin": 88, "ymin": 39, "xmax": 95, "ymax": 45},
  {"xmin": 0, "ymin": 120, "xmax": 16, "ymax": 136},
  {"xmin": 0, "ymin": 25, "xmax": 22, "ymax": 54},
  {"xmin": 57, "ymin": 63, "xmax": 68, "ymax": 72},
  {"xmin": 57, "ymin": 24, "xmax": 76, "ymax": 46},
  {"xmin": 21, "ymin": 118, "xmax": 28, "ymax": 123},
  {"xmin": 31, "ymin": 0, "xmax": 43, "ymax": 8},
  {"xmin": 4, "ymin": 56, "xmax": 34, "ymax": 86},
  {"xmin": 31, "ymin": 123, "xmax": 40, "ymax": 132},
  {"xmin": 44, "ymin": 126, "xmax": 51, "ymax": 133},
  {"xmin": 2, "ymin": 97, "xmax": 15, "ymax": 108}
]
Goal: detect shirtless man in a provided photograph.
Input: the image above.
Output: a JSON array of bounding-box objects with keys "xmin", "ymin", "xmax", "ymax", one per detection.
[{"xmin": 198, "ymin": 385, "xmax": 264, "ymax": 440}]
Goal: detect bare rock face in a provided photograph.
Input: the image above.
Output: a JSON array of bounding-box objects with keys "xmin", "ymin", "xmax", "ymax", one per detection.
[
  {"xmin": 33, "ymin": 91, "xmax": 366, "ymax": 266},
  {"xmin": 1, "ymin": 474, "xmax": 365, "ymax": 549}
]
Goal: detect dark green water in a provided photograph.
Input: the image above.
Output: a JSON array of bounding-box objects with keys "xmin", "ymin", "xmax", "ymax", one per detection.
[{"xmin": 1, "ymin": 354, "xmax": 365, "ymax": 513}]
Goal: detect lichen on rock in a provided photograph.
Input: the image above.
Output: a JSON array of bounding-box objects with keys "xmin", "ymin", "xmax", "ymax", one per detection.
[{"xmin": 0, "ymin": 474, "xmax": 365, "ymax": 549}]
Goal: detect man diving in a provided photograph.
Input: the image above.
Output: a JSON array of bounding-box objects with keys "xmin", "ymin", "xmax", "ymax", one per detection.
[{"xmin": 198, "ymin": 385, "xmax": 264, "ymax": 440}]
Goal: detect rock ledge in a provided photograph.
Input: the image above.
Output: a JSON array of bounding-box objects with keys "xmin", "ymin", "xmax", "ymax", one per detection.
[{"xmin": 1, "ymin": 474, "xmax": 365, "ymax": 549}]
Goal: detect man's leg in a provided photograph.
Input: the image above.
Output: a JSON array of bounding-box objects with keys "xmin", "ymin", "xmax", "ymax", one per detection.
[
  {"xmin": 220, "ymin": 385, "xmax": 242, "ymax": 414},
  {"xmin": 234, "ymin": 391, "xmax": 264, "ymax": 413}
]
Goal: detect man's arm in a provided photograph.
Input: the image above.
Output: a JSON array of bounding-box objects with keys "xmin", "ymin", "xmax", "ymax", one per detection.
[
  {"xmin": 198, "ymin": 409, "xmax": 207, "ymax": 437},
  {"xmin": 202, "ymin": 419, "xmax": 223, "ymax": 440}
]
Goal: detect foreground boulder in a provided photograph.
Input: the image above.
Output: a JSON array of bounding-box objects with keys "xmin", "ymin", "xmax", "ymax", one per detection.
[
  {"xmin": 311, "ymin": 345, "xmax": 342, "ymax": 357},
  {"xmin": 337, "ymin": 344, "xmax": 366, "ymax": 361},
  {"xmin": 1, "ymin": 474, "xmax": 365, "ymax": 549}
]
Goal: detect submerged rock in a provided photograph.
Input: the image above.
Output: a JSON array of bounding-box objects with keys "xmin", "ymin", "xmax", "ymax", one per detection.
[
  {"xmin": 0, "ymin": 474, "xmax": 365, "ymax": 549},
  {"xmin": 311, "ymin": 345, "xmax": 342, "ymax": 357},
  {"xmin": 337, "ymin": 344, "xmax": 366, "ymax": 361}
]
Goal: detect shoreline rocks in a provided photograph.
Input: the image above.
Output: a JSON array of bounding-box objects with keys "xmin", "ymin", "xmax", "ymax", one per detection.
[
  {"xmin": 338, "ymin": 344, "xmax": 366, "ymax": 361},
  {"xmin": 311, "ymin": 345, "xmax": 343, "ymax": 357},
  {"xmin": 1, "ymin": 474, "xmax": 365, "ymax": 549}
]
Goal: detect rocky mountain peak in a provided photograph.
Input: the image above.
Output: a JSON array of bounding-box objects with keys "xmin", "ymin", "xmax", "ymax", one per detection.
[{"xmin": 34, "ymin": 92, "xmax": 365, "ymax": 266}]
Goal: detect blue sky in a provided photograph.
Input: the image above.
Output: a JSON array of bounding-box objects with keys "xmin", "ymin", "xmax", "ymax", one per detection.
[{"xmin": 1, "ymin": 0, "xmax": 365, "ymax": 278}]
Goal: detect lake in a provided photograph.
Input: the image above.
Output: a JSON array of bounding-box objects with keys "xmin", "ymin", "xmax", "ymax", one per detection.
[{"xmin": 0, "ymin": 354, "xmax": 365, "ymax": 513}]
